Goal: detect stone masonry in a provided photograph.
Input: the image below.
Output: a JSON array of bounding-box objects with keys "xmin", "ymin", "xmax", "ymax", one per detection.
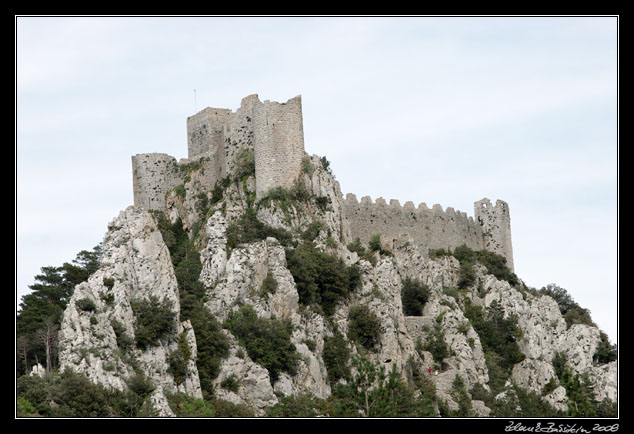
[{"xmin": 131, "ymin": 94, "xmax": 514, "ymax": 268}]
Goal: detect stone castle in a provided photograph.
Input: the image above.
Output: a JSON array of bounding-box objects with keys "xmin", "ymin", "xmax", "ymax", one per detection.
[{"xmin": 132, "ymin": 94, "xmax": 514, "ymax": 271}]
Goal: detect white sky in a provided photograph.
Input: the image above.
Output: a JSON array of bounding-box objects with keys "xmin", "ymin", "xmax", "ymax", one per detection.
[{"xmin": 15, "ymin": 16, "xmax": 618, "ymax": 344}]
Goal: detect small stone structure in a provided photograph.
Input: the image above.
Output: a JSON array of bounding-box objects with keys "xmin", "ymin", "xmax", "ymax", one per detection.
[{"xmin": 131, "ymin": 94, "xmax": 514, "ymax": 269}]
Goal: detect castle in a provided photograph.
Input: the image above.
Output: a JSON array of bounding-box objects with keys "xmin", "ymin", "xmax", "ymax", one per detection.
[{"xmin": 132, "ymin": 94, "xmax": 514, "ymax": 271}]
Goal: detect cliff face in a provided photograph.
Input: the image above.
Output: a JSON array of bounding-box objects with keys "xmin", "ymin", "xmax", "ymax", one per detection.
[{"xmin": 58, "ymin": 150, "xmax": 616, "ymax": 417}]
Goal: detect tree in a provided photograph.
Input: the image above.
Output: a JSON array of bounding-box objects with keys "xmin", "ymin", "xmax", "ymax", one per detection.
[
  {"xmin": 17, "ymin": 245, "xmax": 102, "ymax": 376},
  {"xmin": 401, "ymin": 277, "xmax": 430, "ymax": 316},
  {"xmin": 36, "ymin": 318, "xmax": 59, "ymax": 371},
  {"xmin": 347, "ymin": 305, "xmax": 382, "ymax": 351},
  {"xmin": 327, "ymin": 353, "xmax": 428, "ymax": 417}
]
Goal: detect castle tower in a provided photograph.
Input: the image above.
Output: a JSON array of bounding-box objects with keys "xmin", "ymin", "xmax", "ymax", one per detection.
[
  {"xmin": 131, "ymin": 153, "xmax": 182, "ymax": 211},
  {"xmin": 474, "ymin": 198, "xmax": 514, "ymax": 271},
  {"xmin": 252, "ymin": 95, "xmax": 305, "ymax": 200},
  {"xmin": 186, "ymin": 107, "xmax": 234, "ymax": 159}
]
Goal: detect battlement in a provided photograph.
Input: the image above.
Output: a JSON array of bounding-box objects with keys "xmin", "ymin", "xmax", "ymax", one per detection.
[
  {"xmin": 343, "ymin": 193, "xmax": 486, "ymax": 257},
  {"xmin": 343, "ymin": 193, "xmax": 514, "ymax": 269},
  {"xmin": 344, "ymin": 193, "xmax": 477, "ymax": 225}
]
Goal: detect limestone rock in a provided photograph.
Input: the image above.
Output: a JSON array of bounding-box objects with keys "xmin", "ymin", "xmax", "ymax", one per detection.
[{"xmin": 58, "ymin": 206, "xmax": 202, "ymax": 412}]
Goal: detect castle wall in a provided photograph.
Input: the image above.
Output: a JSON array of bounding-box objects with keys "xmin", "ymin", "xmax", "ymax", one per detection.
[
  {"xmin": 132, "ymin": 153, "xmax": 183, "ymax": 211},
  {"xmin": 474, "ymin": 198, "xmax": 514, "ymax": 271},
  {"xmin": 253, "ymin": 95, "xmax": 305, "ymax": 200},
  {"xmin": 342, "ymin": 194, "xmax": 486, "ymax": 256},
  {"xmin": 186, "ymin": 107, "xmax": 234, "ymax": 159}
]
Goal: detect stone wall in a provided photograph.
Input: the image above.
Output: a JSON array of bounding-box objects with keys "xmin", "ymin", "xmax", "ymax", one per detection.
[
  {"xmin": 253, "ymin": 95, "xmax": 305, "ymax": 200},
  {"xmin": 342, "ymin": 194, "xmax": 486, "ymax": 256},
  {"xmin": 186, "ymin": 107, "xmax": 233, "ymax": 159},
  {"xmin": 131, "ymin": 153, "xmax": 182, "ymax": 211}
]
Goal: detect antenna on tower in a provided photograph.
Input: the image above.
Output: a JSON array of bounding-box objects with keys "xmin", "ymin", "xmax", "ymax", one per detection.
[{"xmin": 194, "ymin": 89, "xmax": 197, "ymax": 112}]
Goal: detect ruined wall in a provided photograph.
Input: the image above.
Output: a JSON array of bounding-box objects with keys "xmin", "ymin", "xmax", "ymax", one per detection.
[
  {"xmin": 253, "ymin": 95, "xmax": 305, "ymax": 200},
  {"xmin": 342, "ymin": 194, "xmax": 485, "ymax": 255},
  {"xmin": 186, "ymin": 107, "xmax": 234, "ymax": 159},
  {"xmin": 132, "ymin": 153, "xmax": 182, "ymax": 211},
  {"xmin": 474, "ymin": 198, "xmax": 514, "ymax": 271}
]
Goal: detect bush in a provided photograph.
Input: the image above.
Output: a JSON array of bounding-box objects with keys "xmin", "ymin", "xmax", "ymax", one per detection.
[
  {"xmin": 423, "ymin": 324, "xmax": 449, "ymax": 366},
  {"xmin": 166, "ymin": 392, "xmax": 255, "ymax": 417},
  {"xmin": 347, "ymin": 305, "xmax": 382, "ymax": 350},
  {"xmin": 401, "ymin": 277, "xmax": 430, "ymax": 316},
  {"xmin": 323, "ymin": 331, "xmax": 351, "ymax": 384},
  {"xmin": 130, "ymin": 296, "xmax": 175, "ymax": 350},
  {"xmin": 266, "ymin": 393, "xmax": 326, "ymax": 417},
  {"xmin": 189, "ymin": 306, "xmax": 230, "ymax": 398},
  {"xmin": 75, "ymin": 297, "xmax": 96, "ymax": 313},
  {"xmin": 111, "ymin": 319, "xmax": 134, "ymax": 352},
  {"xmin": 463, "ymin": 299, "xmax": 525, "ymax": 392},
  {"xmin": 593, "ymin": 331, "xmax": 617, "ymax": 364},
  {"xmin": 167, "ymin": 332, "xmax": 192, "ymax": 385},
  {"xmin": 368, "ymin": 234, "xmax": 382, "ymax": 253},
  {"xmin": 233, "ymin": 148, "xmax": 255, "ymax": 180},
  {"xmin": 260, "ymin": 272, "xmax": 278, "ymax": 298},
  {"xmin": 223, "ymin": 305, "xmax": 299, "ymax": 382},
  {"xmin": 286, "ymin": 242, "xmax": 360, "ymax": 316},
  {"xmin": 226, "ymin": 208, "xmax": 293, "ymax": 251},
  {"xmin": 452, "ymin": 244, "xmax": 518, "ymax": 287},
  {"xmin": 538, "ymin": 284, "xmax": 597, "ymax": 329},
  {"xmin": 220, "ymin": 374, "xmax": 240, "ymax": 393},
  {"xmin": 17, "ymin": 370, "xmax": 124, "ymax": 417}
]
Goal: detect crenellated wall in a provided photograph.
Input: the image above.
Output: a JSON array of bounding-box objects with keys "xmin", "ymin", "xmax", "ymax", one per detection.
[{"xmin": 342, "ymin": 193, "xmax": 486, "ymax": 256}]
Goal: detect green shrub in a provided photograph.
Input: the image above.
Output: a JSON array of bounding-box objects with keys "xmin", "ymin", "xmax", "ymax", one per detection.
[
  {"xmin": 130, "ymin": 296, "xmax": 175, "ymax": 350},
  {"xmin": 167, "ymin": 332, "xmax": 192, "ymax": 385},
  {"xmin": 189, "ymin": 306, "xmax": 230, "ymax": 398},
  {"xmin": 167, "ymin": 393, "xmax": 216, "ymax": 417},
  {"xmin": 260, "ymin": 272, "xmax": 278, "ymax": 298},
  {"xmin": 347, "ymin": 305, "xmax": 381, "ymax": 350},
  {"xmin": 226, "ymin": 208, "xmax": 293, "ymax": 251},
  {"xmin": 17, "ymin": 369, "xmax": 125, "ymax": 417},
  {"xmin": 111, "ymin": 319, "xmax": 134, "ymax": 352},
  {"xmin": 368, "ymin": 234, "xmax": 382, "ymax": 253},
  {"xmin": 323, "ymin": 331, "xmax": 351, "ymax": 384},
  {"xmin": 223, "ymin": 305, "xmax": 299, "ymax": 382},
  {"xmin": 453, "ymin": 244, "xmax": 518, "ymax": 286},
  {"xmin": 463, "ymin": 299, "xmax": 525, "ymax": 393},
  {"xmin": 423, "ymin": 324, "xmax": 449, "ymax": 366},
  {"xmin": 233, "ymin": 148, "xmax": 255, "ymax": 180},
  {"xmin": 347, "ymin": 238, "xmax": 366, "ymax": 256},
  {"xmin": 401, "ymin": 277, "xmax": 430, "ymax": 316},
  {"xmin": 173, "ymin": 184, "xmax": 186, "ymax": 199},
  {"xmin": 220, "ymin": 374, "xmax": 240, "ymax": 393},
  {"xmin": 75, "ymin": 297, "xmax": 96, "ymax": 313},
  {"xmin": 457, "ymin": 261, "xmax": 477, "ymax": 289},
  {"xmin": 320, "ymin": 156, "xmax": 333, "ymax": 176},
  {"xmin": 593, "ymin": 331, "xmax": 617, "ymax": 364},
  {"xmin": 166, "ymin": 392, "xmax": 255, "ymax": 417},
  {"xmin": 266, "ymin": 393, "xmax": 326, "ymax": 417},
  {"xmin": 102, "ymin": 277, "xmax": 115, "ymax": 289},
  {"xmin": 286, "ymin": 242, "xmax": 360, "ymax": 316}
]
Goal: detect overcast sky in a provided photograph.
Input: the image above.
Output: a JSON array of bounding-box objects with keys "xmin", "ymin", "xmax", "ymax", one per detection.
[{"xmin": 16, "ymin": 16, "xmax": 618, "ymax": 343}]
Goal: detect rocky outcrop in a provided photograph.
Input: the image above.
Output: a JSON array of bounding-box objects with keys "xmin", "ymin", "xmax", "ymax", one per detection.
[
  {"xmin": 56, "ymin": 148, "xmax": 616, "ymax": 418},
  {"xmin": 58, "ymin": 206, "xmax": 201, "ymax": 415}
]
